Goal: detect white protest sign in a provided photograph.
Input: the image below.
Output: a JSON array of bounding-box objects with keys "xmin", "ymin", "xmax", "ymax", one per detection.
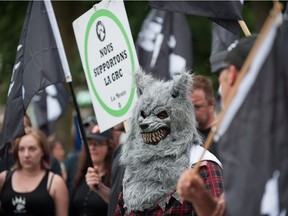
[{"xmin": 73, "ymin": 0, "xmax": 139, "ymax": 132}]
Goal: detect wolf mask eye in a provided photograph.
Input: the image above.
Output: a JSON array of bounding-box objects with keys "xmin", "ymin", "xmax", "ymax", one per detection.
[{"xmin": 157, "ymin": 111, "xmax": 169, "ymax": 119}]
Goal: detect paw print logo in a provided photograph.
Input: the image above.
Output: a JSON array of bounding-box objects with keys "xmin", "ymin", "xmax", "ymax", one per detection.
[
  {"xmin": 12, "ymin": 196, "xmax": 26, "ymax": 213},
  {"xmin": 96, "ymin": 21, "xmax": 106, "ymax": 42}
]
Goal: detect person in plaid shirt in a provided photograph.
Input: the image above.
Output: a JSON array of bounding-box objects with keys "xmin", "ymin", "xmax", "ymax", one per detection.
[
  {"xmin": 115, "ymin": 159, "xmax": 223, "ymax": 216},
  {"xmin": 176, "ymin": 34, "xmax": 259, "ymax": 216},
  {"xmin": 111, "ymin": 70, "xmax": 223, "ymax": 215}
]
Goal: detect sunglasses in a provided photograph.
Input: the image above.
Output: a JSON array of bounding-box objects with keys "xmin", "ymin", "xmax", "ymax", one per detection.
[{"xmin": 87, "ymin": 140, "xmax": 108, "ymax": 146}]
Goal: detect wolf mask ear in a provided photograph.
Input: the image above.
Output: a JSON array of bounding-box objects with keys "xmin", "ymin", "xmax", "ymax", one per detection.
[
  {"xmin": 134, "ymin": 68, "xmax": 155, "ymax": 97},
  {"xmin": 171, "ymin": 72, "xmax": 193, "ymax": 99}
]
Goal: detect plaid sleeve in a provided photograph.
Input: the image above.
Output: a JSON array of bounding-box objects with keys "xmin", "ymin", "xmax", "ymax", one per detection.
[
  {"xmin": 114, "ymin": 191, "xmax": 127, "ymax": 216},
  {"xmin": 198, "ymin": 160, "xmax": 224, "ymax": 197}
]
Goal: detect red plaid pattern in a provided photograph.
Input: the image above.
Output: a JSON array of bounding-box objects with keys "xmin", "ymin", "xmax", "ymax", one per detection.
[
  {"xmin": 198, "ymin": 161, "xmax": 224, "ymax": 197},
  {"xmin": 114, "ymin": 160, "xmax": 224, "ymax": 215}
]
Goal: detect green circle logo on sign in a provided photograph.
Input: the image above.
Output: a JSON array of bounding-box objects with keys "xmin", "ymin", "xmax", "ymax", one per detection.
[{"xmin": 84, "ymin": 9, "xmax": 135, "ymax": 117}]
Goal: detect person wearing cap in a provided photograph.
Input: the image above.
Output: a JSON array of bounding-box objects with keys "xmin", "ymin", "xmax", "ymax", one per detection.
[
  {"xmin": 84, "ymin": 121, "xmax": 126, "ymax": 216},
  {"xmin": 65, "ymin": 116, "xmax": 100, "ymax": 194},
  {"xmin": 211, "ymin": 35, "xmax": 257, "ymax": 106},
  {"xmin": 69, "ymin": 119, "xmax": 114, "ymax": 216},
  {"xmin": 177, "ymin": 35, "xmax": 257, "ymax": 216}
]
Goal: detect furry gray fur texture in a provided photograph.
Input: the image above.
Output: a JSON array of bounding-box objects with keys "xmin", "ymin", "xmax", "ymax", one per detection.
[{"xmin": 120, "ymin": 69, "xmax": 202, "ymax": 212}]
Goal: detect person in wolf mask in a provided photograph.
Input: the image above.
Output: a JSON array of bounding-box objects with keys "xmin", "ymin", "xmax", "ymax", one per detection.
[{"xmin": 101, "ymin": 69, "xmax": 223, "ymax": 215}]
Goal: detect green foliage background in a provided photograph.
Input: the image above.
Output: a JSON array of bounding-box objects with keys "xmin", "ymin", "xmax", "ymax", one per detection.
[
  {"xmin": 0, "ymin": 1, "xmax": 286, "ymax": 153},
  {"xmin": 0, "ymin": 1, "xmax": 279, "ymax": 104}
]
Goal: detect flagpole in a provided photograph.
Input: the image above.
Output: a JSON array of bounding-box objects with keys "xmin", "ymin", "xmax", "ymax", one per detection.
[
  {"xmin": 238, "ymin": 20, "xmax": 251, "ymax": 36},
  {"xmin": 192, "ymin": 1, "xmax": 283, "ymax": 174},
  {"xmin": 68, "ymin": 82, "xmax": 94, "ymax": 168},
  {"xmin": 46, "ymin": 0, "xmax": 98, "ymax": 187}
]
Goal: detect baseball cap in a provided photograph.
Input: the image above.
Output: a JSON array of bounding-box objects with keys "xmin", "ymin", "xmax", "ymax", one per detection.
[
  {"xmin": 209, "ymin": 50, "xmax": 230, "ymax": 74},
  {"xmin": 86, "ymin": 129, "xmax": 113, "ymax": 141},
  {"xmin": 210, "ymin": 34, "xmax": 257, "ymax": 73},
  {"xmin": 82, "ymin": 116, "xmax": 113, "ymax": 141}
]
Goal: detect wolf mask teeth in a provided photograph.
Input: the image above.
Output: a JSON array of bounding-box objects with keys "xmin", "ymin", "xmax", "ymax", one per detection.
[{"xmin": 141, "ymin": 128, "xmax": 170, "ymax": 145}]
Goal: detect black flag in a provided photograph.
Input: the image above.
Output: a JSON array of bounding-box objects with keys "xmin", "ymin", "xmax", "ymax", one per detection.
[
  {"xmin": 210, "ymin": 21, "xmax": 240, "ymax": 114},
  {"xmin": 148, "ymin": 1, "xmax": 243, "ymax": 34},
  {"xmin": 0, "ymin": 0, "xmax": 71, "ymax": 149},
  {"xmin": 216, "ymin": 14, "xmax": 288, "ymax": 215},
  {"xmin": 32, "ymin": 83, "xmax": 69, "ymax": 136},
  {"xmin": 136, "ymin": 9, "xmax": 193, "ymax": 80},
  {"xmin": 210, "ymin": 22, "xmax": 239, "ymax": 56},
  {"xmin": 210, "ymin": 22, "xmax": 239, "ymax": 73}
]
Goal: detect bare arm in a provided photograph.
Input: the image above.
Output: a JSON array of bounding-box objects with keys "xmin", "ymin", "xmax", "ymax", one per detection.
[
  {"xmin": 85, "ymin": 167, "xmax": 110, "ymax": 203},
  {"xmin": 50, "ymin": 173, "xmax": 69, "ymax": 216},
  {"xmin": 0, "ymin": 170, "xmax": 8, "ymax": 211}
]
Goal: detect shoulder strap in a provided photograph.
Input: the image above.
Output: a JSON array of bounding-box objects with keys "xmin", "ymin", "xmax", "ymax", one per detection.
[
  {"xmin": 5, "ymin": 170, "xmax": 13, "ymax": 181},
  {"xmin": 48, "ymin": 171, "xmax": 55, "ymax": 192},
  {"xmin": 1, "ymin": 170, "xmax": 13, "ymax": 193}
]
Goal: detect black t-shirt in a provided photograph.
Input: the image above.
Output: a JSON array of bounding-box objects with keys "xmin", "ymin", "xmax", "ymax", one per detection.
[
  {"xmin": 198, "ymin": 127, "xmax": 219, "ymax": 158},
  {"xmin": 71, "ymin": 177, "xmax": 108, "ymax": 216}
]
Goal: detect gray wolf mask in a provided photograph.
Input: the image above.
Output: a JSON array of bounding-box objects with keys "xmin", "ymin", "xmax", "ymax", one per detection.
[{"xmin": 120, "ymin": 69, "xmax": 201, "ymax": 212}]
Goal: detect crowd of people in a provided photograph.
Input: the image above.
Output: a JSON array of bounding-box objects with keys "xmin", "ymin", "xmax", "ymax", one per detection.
[{"xmin": 0, "ymin": 31, "xmax": 277, "ymax": 215}]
